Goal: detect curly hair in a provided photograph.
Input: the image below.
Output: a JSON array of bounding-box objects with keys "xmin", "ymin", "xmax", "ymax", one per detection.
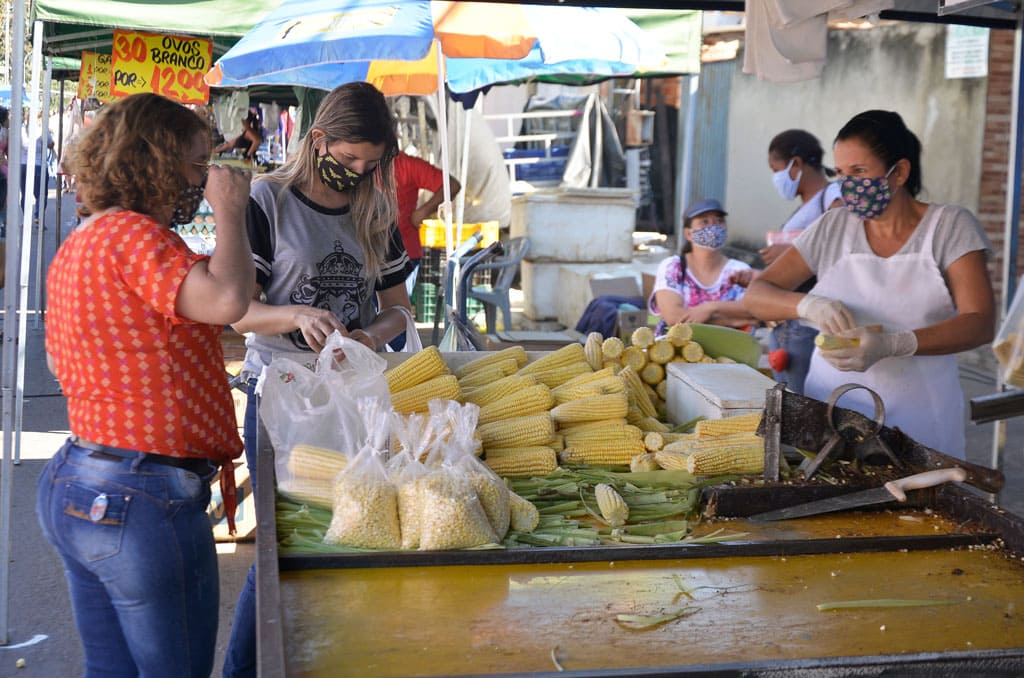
[
  {"xmin": 258, "ymin": 81, "xmax": 398, "ymax": 282},
  {"xmin": 66, "ymin": 93, "xmax": 210, "ymax": 218}
]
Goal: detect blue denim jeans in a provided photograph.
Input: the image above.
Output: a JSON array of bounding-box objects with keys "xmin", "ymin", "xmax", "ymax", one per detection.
[
  {"xmin": 769, "ymin": 320, "xmax": 819, "ymax": 396},
  {"xmin": 36, "ymin": 439, "xmax": 219, "ymax": 678},
  {"xmin": 223, "ymin": 380, "xmax": 260, "ymax": 677}
]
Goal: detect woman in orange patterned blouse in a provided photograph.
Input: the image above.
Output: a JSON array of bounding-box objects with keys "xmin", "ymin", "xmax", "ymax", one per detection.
[{"xmin": 37, "ymin": 93, "xmax": 255, "ymax": 678}]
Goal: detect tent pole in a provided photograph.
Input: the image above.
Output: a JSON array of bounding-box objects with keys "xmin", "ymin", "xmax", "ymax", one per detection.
[
  {"xmin": 33, "ymin": 58, "xmax": 52, "ymax": 326},
  {"xmin": 55, "ymin": 78, "xmax": 65, "ymax": 251},
  {"xmin": 990, "ymin": 8, "xmax": 1024, "ymax": 490},
  {"xmin": 0, "ymin": 0, "xmax": 28, "ymax": 649},
  {"xmin": 676, "ymin": 73, "xmax": 699, "ymax": 248},
  {"xmin": 456, "ymin": 99, "xmax": 475, "ymax": 245}
]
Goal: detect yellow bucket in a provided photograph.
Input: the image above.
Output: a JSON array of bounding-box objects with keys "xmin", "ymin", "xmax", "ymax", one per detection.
[{"xmin": 419, "ymin": 219, "xmax": 500, "ymax": 249}]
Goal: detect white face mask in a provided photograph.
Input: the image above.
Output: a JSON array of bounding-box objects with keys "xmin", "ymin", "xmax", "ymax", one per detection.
[{"xmin": 772, "ymin": 158, "xmax": 802, "ymax": 201}]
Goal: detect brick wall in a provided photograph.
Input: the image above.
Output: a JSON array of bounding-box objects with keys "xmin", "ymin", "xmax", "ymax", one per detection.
[{"xmin": 980, "ymin": 28, "xmax": 1024, "ymax": 308}]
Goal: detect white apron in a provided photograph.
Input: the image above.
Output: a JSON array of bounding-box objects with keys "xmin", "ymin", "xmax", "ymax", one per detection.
[{"xmin": 805, "ymin": 205, "xmax": 965, "ymax": 458}]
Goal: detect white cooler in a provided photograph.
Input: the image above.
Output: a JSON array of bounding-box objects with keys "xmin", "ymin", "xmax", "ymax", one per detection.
[{"xmin": 666, "ymin": 362, "xmax": 777, "ymax": 425}]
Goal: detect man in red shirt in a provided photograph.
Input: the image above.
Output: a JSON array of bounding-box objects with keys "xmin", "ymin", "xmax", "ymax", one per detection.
[{"xmin": 393, "ymin": 150, "xmax": 461, "ymax": 295}]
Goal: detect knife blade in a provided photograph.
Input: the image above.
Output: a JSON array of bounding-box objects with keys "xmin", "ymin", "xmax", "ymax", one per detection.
[{"xmin": 748, "ymin": 467, "xmax": 968, "ymax": 522}]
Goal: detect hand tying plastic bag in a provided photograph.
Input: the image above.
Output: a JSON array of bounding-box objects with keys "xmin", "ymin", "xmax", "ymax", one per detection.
[{"xmin": 819, "ymin": 326, "xmax": 918, "ymax": 372}]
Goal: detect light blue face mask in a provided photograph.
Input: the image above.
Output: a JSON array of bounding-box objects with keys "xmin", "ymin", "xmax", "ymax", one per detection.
[
  {"xmin": 772, "ymin": 158, "xmax": 801, "ymax": 201},
  {"xmin": 689, "ymin": 223, "xmax": 727, "ymax": 250}
]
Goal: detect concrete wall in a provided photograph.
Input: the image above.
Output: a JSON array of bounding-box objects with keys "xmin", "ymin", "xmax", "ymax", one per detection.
[{"xmin": 723, "ymin": 22, "xmax": 988, "ymax": 247}]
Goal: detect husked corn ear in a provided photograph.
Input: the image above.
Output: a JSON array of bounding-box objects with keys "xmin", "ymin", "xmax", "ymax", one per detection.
[
  {"xmin": 695, "ymin": 413, "xmax": 763, "ymax": 438},
  {"xmin": 681, "ymin": 341, "xmax": 705, "ymax": 362},
  {"xmin": 277, "ymin": 477, "xmax": 334, "ymax": 510},
  {"xmin": 485, "ymin": 445, "xmax": 557, "ymax": 458},
  {"xmin": 286, "ymin": 444, "xmax": 348, "ymax": 480},
  {"xmin": 552, "ymin": 375, "xmax": 626, "ymax": 404},
  {"xmin": 601, "ymin": 336, "xmax": 625, "ymax": 360},
  {"xmin": 626, "ymin": 406, "xmax": 644, "ymax": 426},
  {"xmin": 662, "ymin": 435, "xmax": 699, "ymax": 454},
  {"xmin": 457, "ymin": 361, "xmax": 518, "ymax": 389},
  {"xmin": 531, "ymin": 362, "xmax": 592, "ymax": 389},
  {"xmin": 391, "ymin": 374, "xmax": 461, "ymax": 414},
  {"xmin": 643, "ymin": 431, "xmax": 665, "ymax": 452},
  {"xmin": 638, "ymin": 416, "xmax": 670, "ymax": 433},
  {"xmin": 814, "ymin": 334, "xmax": 859, "ymax": 350},
  {"xmin": 549, "ymin": 434, "xmax": 565, "ymax": 451},
  {"xmin": 484, "ymin": 447, "xmax": 558, "ymax": 478},
  {"xmin": 648, "ymin": 339, "xmax": 676, "ymax": 365},
  {"xmin": 454, "ymin": 346, "xmax": 528, "ymax": 379},
  {"xmin": 386, "ymin": 346, "xmax": 449, "ymax": 392},
  {"xmin": 478, "ymin": 414, "xmax": 554, "ymax": 449},
  {"xmin": 602, "ymin": 360, "xmax": 622, "ymax": 374},
  {"xmin": 595, "ymin": 483, "xmax": 629, "ymax": 527},
  {"xmin": 696, "ymin": 432, "xmax": 763, "ymax": 451},
  {"xmin": 716, "ymin": 356, "xmax": 737, "ymax": 364},
  {"xmin": 558, "ymin": 438, "xmax": 646, "ymax": 465},
  {"xmin": 519, "ymin": 343, "xmax": 586, "ymax": 376},
  {"xmin": 654, "ymin": 449, "xmax": 690, "ymax": 471},
  {"xmin": 557, "ymin": 418, "xmax": 629, "ymax": 437},
  {"xmin": 631, "ymin": 326, "xmax": 655, "ymax": 349},
  {"xmin": 463, "ymin": 374, "xmax": 537, "ymax": 407},
  {"xmin": 656, "ymin": 401, "xmax": 668, "ymax": 420},
  {"xmin": 666, "ymin": 322, "xmax": 694, "ymax": 346},
  {"xmin": 656, "ymin": 380, "xmax": 668, "ymax": 401},
  {"xmin": 509, "ymin": 492, "xmax": 541, "ymax": 532},
  {"xmin": 564, "ymin": 424, "xmax": 642, "ymax": 448},
  {"xmin": 477, "ymin": 383, "xmax": 554, "ymax": 425},
  {"xmin": 551, "ymin": 393, "xmax": 629, "ymax": 424},
  {"xmin": 618, "ymin": 366, "xmax": 659, "ymax": 419},
  {"xmin": 640, "ymin": 362, "xmax": 665, "ymax": 386},
  {"xmin": 559, "ymin": 366, "xmax": 614, "ymax": 390},
  {"xmin": 686, "ymin": 443, "xmax": 764, "ymax": 475},
  {"xmin": 630, "ymin": 452, "xmax": 661, "ymax": 472},
  {"xmin": 620, "ymin": 345, "xmax": 647, "ymax": 371},
  {"xmin": 584, "ymin": 332, "xmax": 605, "ymax": 371},
  {"xmin": 661, "ymin": 431, "xmax": 695, "ymax": 444}
]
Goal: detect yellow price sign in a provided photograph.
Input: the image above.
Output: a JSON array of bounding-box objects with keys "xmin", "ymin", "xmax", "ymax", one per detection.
[
  {"xmin": 110, "ymin": 29, "xmax": 212, "ymax": 105},
  {"xmin": 78, "ymin": 52, "xmax": 117, "ymax": 102}
]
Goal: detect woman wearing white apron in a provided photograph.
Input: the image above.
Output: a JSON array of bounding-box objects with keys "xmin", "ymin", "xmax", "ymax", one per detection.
[{"xmin": 743, "ymin": 110, "xmax": 995, "ymax": 460}]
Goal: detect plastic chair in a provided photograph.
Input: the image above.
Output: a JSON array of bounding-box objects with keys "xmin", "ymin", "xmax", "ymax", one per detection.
[{"xmin": 465, "ymin": 236, "xmax": 530, "ymax": 335}]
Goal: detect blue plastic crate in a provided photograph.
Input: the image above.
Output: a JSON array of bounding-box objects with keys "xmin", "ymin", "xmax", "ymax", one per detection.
[{"xmin": 504, "ymin": 145, "xmax": 569, "ymax": 183}]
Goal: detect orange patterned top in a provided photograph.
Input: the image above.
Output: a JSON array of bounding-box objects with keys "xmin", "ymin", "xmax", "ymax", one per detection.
[{"xmin": 46, "ymin": 210, "xmax": 242, "ymax": 464}]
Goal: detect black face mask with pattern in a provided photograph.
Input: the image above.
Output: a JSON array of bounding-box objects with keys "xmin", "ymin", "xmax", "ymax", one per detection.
[
  {"xmin": 316, "ymin": 148, "xmax": 369, "ymax": 193},
  {"xmin": 170, "ymin": 177, "xmax": 206, "ymax": 226}
]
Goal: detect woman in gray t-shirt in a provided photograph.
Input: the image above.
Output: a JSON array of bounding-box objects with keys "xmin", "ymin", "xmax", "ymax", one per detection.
[{"xmin": 743, "ymin": 110, "xmax": 995, "ymax": 459}]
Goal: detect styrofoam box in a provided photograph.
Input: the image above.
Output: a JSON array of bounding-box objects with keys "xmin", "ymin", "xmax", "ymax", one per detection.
[
  {"xmin": 511, "ymin": 188, "xmax": 637, "ymax": 263},
  {"xmin": 665, "ymin": 362, "xmax": 777, "ymax": 426}
]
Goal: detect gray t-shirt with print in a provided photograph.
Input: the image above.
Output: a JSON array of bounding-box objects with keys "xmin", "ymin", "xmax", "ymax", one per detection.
[{"xmin": 242, "ymin": 180, "xmax": 411, "ymax": 373}]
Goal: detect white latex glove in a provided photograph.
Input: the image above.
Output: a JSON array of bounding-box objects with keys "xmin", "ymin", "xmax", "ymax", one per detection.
[
  {"xmin": 795, "ymin": 294, "xmax": 856, "ymax": 335},
  {"xmin": 819, "ymin": 327, "xmax": 918, "ymax": 372}
]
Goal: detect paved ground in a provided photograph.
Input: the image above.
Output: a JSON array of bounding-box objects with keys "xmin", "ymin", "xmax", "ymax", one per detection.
[{"xmin": 0, "ymin": 191, "xmax": 1022, "ymax": 676}]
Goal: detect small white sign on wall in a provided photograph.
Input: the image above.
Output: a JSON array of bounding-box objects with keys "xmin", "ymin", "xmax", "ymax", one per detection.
[{"xmin": 945, "ymin": 25, "xmax": 990, "ymax": 79}]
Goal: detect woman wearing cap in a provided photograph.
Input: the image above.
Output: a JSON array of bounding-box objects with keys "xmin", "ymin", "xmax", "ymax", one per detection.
[
  {"xmin": 648, "ymin": 198, "xmax": 760, "ymax": 335},
  {"xmin": 743, "ymin": 110, "xmax": 994, "ymax": 459},
  {"xmin": 760, "ymin": 129, "xmax": 844, "ymax": 394}
]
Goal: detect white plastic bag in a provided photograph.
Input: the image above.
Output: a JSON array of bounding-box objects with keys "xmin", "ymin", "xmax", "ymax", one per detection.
[{"xmin": 993, "ymin": 276, "xmax": 1024, "ymax": 388}]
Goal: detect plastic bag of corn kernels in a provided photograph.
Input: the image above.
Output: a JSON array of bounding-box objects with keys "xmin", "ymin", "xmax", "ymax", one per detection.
[{"xmin": 388, "ymin": 413, "xmax": 438, "ymax": 550}]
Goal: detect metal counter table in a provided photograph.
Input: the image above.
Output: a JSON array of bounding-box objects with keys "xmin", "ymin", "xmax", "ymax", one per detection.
[{"xmin": 254, "ymin": 425, "xmax": 1024, "ymax": 677}]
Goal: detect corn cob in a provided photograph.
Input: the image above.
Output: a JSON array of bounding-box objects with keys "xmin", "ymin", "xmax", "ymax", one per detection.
[
  {"xmin": 630, "ymin": 452, "xmax": 661, "ymax": 472},
  {"xmin": 602, "ymin": 360, "xmax": 622, "ymax": 374},
  {"xmin": 385, "ymin": 345, "xmax": 449, "ymax": 392},
  {"xmin": 594, "ymin": 483, "xmax": 629, "ymax": 527},
  {"xmin": 557, "ymin": 418, "xmax": 629, "ymax": 437},
  {"xmin": 618, "ymin": 366, "xmax": 659, "ymax": 419},
  {"xmin": 661, "ymin": 431, "xmax": 696, "ymax": 444},
  {"xmin": 648, "ymin": 339, "xmax": 676, "ymax": 365},
  {"xmin": 643, "ymin": 431, "xmax": 665, "ymax": 452},
  {"xmin": 666, "ymin": 322, "xmax": 694, "ymax": 346},
  {"xmin": 477, "ymin": 384, "xmax": 554, "ymax": 425},
  {"xmin": 478, "ymin": 414, "xmax": 554, "ymax": 449},
  {"xmin": 549, "ymin": 434, "xmax": 565, "ymax": 451},
  {"xmin": 584, "ymin": 332, "xmax": 605, "ymax": 371},
  {"xmin": 563, "ymin": 423, "xmax": 643, "ymax": 449},
  {"xmin": 530, "ymin": 362, "xmax": 593, "ymax": 389},
  {"xmin": 558, "ymin": 438, "xmax": 646, "ymax": 465},
  {"xmin": 640, "ymin": 362, "xmax": 665, "ymax": 386},
  {"xmin": 681, "ymin": 340, "xmax": 705, "ymax": 363},
  {"xmin": 453, "ymin": 346, "xmax": 528, "ymax": 379},
  {"xmin": 656, "ymin": 380, "xmax": 668, "ymax": 401},
  {"xmin": 638, "ymin": 416, "xmax": 670, "ymax": 433},
  {"xmin": 558, "ymin": 366, "xmax": 614, "ymax": 390},
  {"xmin": 552, "ymin": 375, "xmax": 626, "ymax": 405},
  {"xmin": 630, "ymin": 326, "xmax": 655, "ymax": 349},
  {"xmin": 695, "ymin": 413, "xmax": 763, "ymax": 438},
  {"xmin": 551, "ymin": 392, "xmax": 629, "ymax": 424},
  {"xmin": 626, "ymin": 405, "xmax": 644, "ymax": 426},
  {"xmin": 686, "ymin": 443, "xmax": 764, "ymax": 475},
  {"xmin": 518, "ymin": 342, "xmax": 586, "ymax": 376},
  {"xmin": 509, "ymin": 492, "xmax": 541, "ymax": 531},
  {"xmin": 620, "ymin": 345, "xmax": 647, "ymax": 372},
  {"xmin": 391, "ymin": 374, "xmax": 461, "ymax": 414},
  {"xmin": 484, "ymin": 445, "xmax": 557, "ymax": 458},
  {"xmin": 458, "ymin": 360, "xmax": 518, "ymax": 389},
  {"xmin": 462, "ymin": 374, "xmax": 537, "ymax": 407},
  {"xmin": 484, "ymin": 447, "xmax": 558, "ymax": 478},
  {"xmin": 695, "ymin": 432, "xmax": 763, "ymax": 451},
  {"xmin": 654, "ymin": 449, "xmax": 691, "ymax": 471},
  {"xmin": 601, "ymin": 336, "xmax": 625, "ymax": 360},
  {"xmin": 662, "ymin": 435, "xmax": 699, "ymax": 454},
  {"xmin": 643, "ymin": 383, "xmax": 661, "ymax": 407},
  {"xmin": 286, "ymin": 444, "xmax": 348, "ymax": 480},
  {"xmin": 276, "ymin": 477, "xmax": 335, "ymax": 509}
]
